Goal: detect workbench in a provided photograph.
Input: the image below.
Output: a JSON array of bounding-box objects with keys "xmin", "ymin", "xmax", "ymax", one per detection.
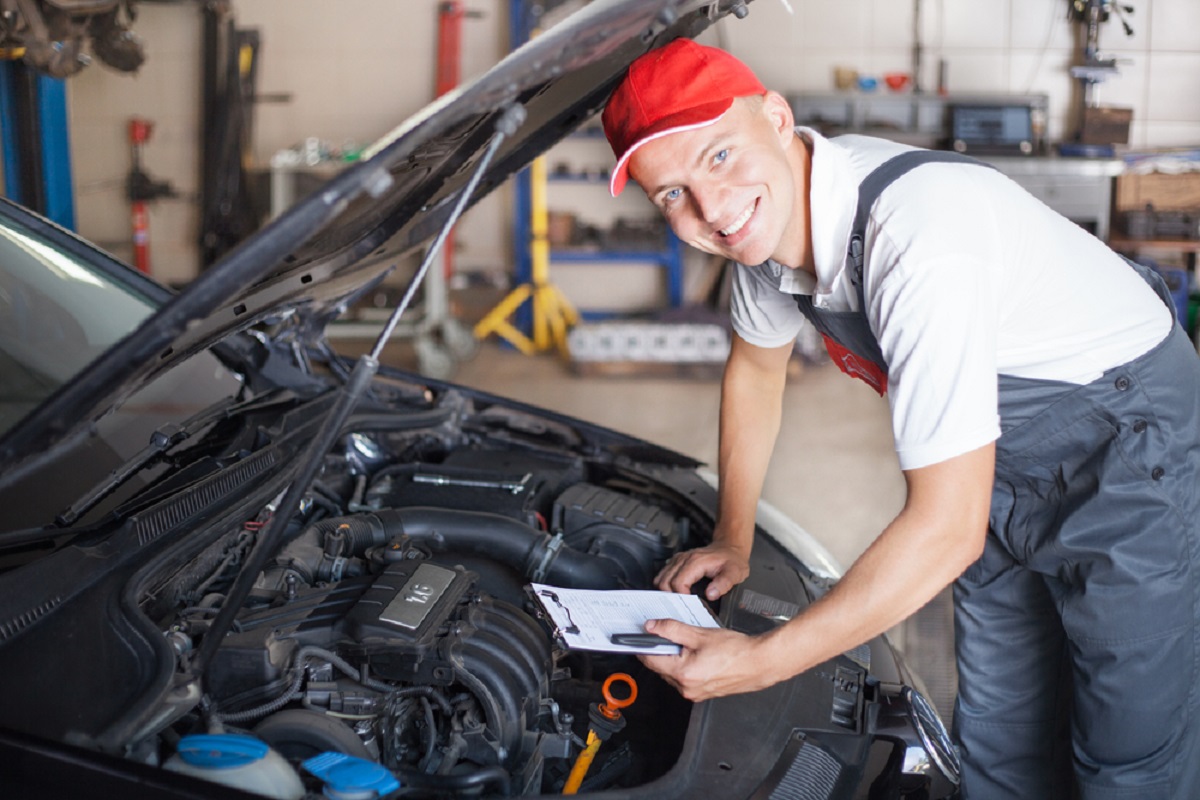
[{"xmin": 980, "ymin": 155, "xmax": 1125, "ymax": 241}]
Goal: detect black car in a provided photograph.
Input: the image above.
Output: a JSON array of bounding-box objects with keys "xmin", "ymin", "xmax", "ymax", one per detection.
[{"xmin": 0, "ymin": 1, "xmax": 959, "ymax": 797}]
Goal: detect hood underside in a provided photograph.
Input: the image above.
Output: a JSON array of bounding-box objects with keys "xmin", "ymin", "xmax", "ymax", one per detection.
[{"xmin": 0, "ymin": 0, "xmax": 754, "ymax": 476}]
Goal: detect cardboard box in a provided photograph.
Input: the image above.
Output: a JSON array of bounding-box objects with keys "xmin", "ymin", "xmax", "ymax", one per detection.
[
  {"xmin": 1115, "ymin": 171, "xmax": 1200, "ymax": 212},
  {"xmin": 1081, "ymin": 106, "xmax": 1132, "ymax": 145}
]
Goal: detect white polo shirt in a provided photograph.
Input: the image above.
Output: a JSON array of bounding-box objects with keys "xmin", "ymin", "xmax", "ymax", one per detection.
[{"xmin": 731, "ymin": 128, "xmax": 1172, "ymax": 470}]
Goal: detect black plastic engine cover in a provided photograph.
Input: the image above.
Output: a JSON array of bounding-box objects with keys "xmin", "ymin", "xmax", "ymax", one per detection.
[{"xmin": 347, "ymin": 561, "xmax": 470, "ymax": 639}]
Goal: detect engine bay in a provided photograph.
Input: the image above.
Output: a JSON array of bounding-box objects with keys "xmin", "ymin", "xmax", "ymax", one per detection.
[
  {"xmin": 153, "ymin": 416, "xmax": 704, "ymax": 797},
  {"xmin": 0, "ymin": 386, "xmax": 958, "ymax": 799}
]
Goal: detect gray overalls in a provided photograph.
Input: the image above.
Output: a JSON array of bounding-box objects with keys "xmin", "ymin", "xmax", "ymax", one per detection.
[{"xmin": 791, "ymin": 150, "xmax": 1200, "ymax": 799}]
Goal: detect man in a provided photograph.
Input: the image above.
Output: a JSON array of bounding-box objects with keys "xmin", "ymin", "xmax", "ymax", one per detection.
[{"xmin": 601, "ymin": 38, "xmax": 1200, "ymax": 799}]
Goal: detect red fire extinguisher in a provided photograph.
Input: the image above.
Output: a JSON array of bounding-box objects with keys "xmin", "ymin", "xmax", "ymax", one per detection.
[{"xmin": 127, "ymin": 118, "xmax": 174, "ymax": 275}]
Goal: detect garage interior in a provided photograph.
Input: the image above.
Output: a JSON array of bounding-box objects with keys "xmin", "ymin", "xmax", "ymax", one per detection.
[{"xmin": 4, "ymin": 0, "xmax": 1200, "ymax": 730}]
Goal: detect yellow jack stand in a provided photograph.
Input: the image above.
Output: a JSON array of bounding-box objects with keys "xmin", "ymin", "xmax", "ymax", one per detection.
[{"xmin": 474, "ymin": 155, "xmax": 579, "ymax": 357}]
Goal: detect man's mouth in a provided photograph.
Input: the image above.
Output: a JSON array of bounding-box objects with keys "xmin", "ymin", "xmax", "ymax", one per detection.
[{"xmin": 719, "ymin": 200, "xmax": 756, "ymax": 238}]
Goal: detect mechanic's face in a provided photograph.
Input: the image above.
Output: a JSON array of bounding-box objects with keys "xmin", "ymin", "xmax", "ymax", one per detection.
[{"xmin": 628, "ymin": 92, "xmax": 808, "ymax": 270}]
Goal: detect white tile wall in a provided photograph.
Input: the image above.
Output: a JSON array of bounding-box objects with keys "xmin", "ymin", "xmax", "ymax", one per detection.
[
  {"xmin": 940, "ymin": 0, "xmax": 1012, "ymax": 49},
  {"xmin": 63, "ymin": 0, "xmax": 1200, "ymax": 285},
  {"xmin": 1148, "ymin": 0, "xmax": 1200, "ymax": 52},
  {"xmin": 867, "ymin": 0, "xmax": 915, "ymax": 51},
  {"xmin": 1009, "ymin": 0, "xmax": 1074, "ymax": 50},
  {"xmin": 1146, "ymin": 52, "xmax": 1200, "ymax": 122},
  {"xmin": 797, "ymin": 0, "xmax": 871, "ymax": 50},
  {"xmin": 1143, "ymin": 121, "xmax": 1200, "ymax": 148}
]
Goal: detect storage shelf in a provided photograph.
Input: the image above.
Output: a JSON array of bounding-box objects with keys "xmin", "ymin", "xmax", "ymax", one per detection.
[
  {"xmin": 1109, "ymin": 235, "xmax": 1200, "ymax": 254},
  {"xmin": 515, "ymin": 136, "xmax": 685, "ymax": 316}
]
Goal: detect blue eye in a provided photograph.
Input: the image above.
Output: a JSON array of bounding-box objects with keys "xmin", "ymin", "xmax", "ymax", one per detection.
[
  {"xmin": 714, "ymin": 149, "xmax": 728, "ymax": 164},
  {"xmin": 664, "ymin": 188, "xmax": 682, "ymax": 202}
]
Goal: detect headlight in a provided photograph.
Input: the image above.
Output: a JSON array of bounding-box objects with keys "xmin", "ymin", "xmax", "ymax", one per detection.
[{"xmin": 903, "ymin": 685, "xmax": 961, "ymax": 786}]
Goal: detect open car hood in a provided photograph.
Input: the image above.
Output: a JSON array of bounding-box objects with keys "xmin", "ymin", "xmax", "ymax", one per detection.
[{"xmin": 0, "ymin": 0, "xmax": 751, "ymax": 472}]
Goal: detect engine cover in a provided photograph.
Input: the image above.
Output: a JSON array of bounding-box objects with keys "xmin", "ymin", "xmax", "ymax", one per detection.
[{"xmin": 346, "ymin": 561, "xmax": 473, "ymax": 653}]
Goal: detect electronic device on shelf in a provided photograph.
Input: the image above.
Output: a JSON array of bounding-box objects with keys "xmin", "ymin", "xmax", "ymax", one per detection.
[{"xmin": 948, "ymin": 103, "xmax": 1036, "ymax": 156}]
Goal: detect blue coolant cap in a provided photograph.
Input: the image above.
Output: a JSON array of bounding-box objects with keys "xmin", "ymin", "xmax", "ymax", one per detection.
[
  {"xmin": 303, "ymin": 752, "xmax": 400, "ymax": 799},
  {"xmin": 176, "ymin": 734, "xmax": 269, "ymax": 769}
]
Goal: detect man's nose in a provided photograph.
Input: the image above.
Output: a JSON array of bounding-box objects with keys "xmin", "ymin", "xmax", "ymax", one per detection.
[{"xmin": 690, "ymin": 183, "xmax": 725, "ymax": 226}]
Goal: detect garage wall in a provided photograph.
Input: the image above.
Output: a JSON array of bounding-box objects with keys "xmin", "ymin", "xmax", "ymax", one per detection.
[
  {"xmin": 712, "ymin": 0, "xmax": 1200, "ymax": 148},
  {"xmin": 67, "ymin": 0, "xmax": 511, "ymax": 286},
  {"xmin": 62, "ymin": 0, "xmax": 1199, "ymax": 288}
]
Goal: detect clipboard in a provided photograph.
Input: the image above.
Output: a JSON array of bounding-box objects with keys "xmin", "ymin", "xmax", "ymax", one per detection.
[{"xmin": 529, "ymin": 583, "xmax": 721, "ymax": 656}]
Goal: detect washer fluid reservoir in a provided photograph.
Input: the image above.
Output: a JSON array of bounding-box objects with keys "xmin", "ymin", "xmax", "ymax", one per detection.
[{"xmin": 164, "ymin": 733, "xmax": 305, "ymax": 799}]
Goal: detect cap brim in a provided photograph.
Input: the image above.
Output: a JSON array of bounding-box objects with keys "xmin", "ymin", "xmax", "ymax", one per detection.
[{"xmin": 608, "ymin": 100, "xmax": 732, "ymax": 196}]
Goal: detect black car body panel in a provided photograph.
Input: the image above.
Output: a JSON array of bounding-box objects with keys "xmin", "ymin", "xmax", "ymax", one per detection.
[{"xmin": 0, "ymin": 1, "xmax": 959, "ymax": 797}]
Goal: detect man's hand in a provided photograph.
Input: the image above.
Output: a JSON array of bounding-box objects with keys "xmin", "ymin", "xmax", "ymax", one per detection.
[
  {"xmin": 655, "ymin": 542, "xmax": 750, "ymax": 600},
  {"xmin": 636, "ymin": 619, "xmax": 780, "ymax": 702}
]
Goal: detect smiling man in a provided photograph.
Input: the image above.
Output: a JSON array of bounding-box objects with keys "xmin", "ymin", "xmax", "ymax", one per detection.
[{"xmin": 602, "ymin": 38, "xmax": 1200, "ymax": 799}]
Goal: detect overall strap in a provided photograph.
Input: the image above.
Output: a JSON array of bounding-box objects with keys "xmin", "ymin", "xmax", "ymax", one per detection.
[
  {"xmin": 847, "ymin": 149, "xmax": 995, "ymax": 291},
  {"xmin": 794, "ymin": 149, "xmax": 995, "ymax": 395}
]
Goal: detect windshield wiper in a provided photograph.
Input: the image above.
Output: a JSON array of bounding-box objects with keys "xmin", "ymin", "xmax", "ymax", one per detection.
[
  {"xmin": 192, "ymin": 104, "xmax": 526, "ymax": 691},
  {"xmin": 54, "ymin": 388, "xmax": 298, "ymax": 528}
]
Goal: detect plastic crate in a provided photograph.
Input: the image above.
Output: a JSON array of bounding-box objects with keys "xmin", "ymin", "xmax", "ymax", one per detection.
[{"xmin": 1152, "ymin": 264, "xmax": 1190, "ymax": 326}]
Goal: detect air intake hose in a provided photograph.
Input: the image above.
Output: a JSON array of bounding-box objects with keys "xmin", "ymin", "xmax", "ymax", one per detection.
[
  {"xmin": 299, "ymin": 507, "xmax": 629, "ymax": 589},
  {"xmin": 377, "ymin": 507, "xmax": 628, "ymax": 589}
]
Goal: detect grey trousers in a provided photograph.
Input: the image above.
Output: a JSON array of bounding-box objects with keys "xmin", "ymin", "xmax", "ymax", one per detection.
[{"xmin": 953, "ymin": 325, "xmax": 1200, "ymax": 799}]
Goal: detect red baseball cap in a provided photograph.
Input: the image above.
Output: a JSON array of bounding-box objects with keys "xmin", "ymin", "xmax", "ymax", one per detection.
[{"xmin": 601, "ymin": 39, "xmax": 765, "ymax": 196}]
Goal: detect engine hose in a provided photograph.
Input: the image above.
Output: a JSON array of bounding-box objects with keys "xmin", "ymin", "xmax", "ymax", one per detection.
[
  {"xmin": 370, "ymin": 507, "xmax": 629, "ymax": 589},
  {"xmin": 399, "ymin": 766, "xmax": 512, "ymax": 795},
  {"xmin": 420, "ymin": 696, "xmax": 436, "ymax": 764},
  {"xmin": 304, "ymin": 515, "xmax": 392, "ymax": 556},
  {"xmin": 284, "ymin": 508, "xmax": 631, "ymax": 589}
]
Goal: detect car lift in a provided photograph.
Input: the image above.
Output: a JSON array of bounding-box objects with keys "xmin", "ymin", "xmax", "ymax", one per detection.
[
  {"xmin": 474, "ymin": 153, "xmax": 580, "ymax": 356},
  {"xmin": 473, "ymin": 0, "xmax": 580, "ymax": 357},
  {"xmin": 0, "ymin": 54, "xmax": 75, "ymax": 230}
]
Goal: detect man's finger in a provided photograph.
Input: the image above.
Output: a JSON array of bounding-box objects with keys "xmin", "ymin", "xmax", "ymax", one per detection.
[
  {"xmin": 706, "ymin": 572, "xmax": 732, "ymax": 600},
  {"xmin": 657, "ymin": 557, "xmax": 694, "ymax": 592},
  {"xmin": 645, "ymin": 618, "xmax": 707, "ymax": 649},
  {"xmin": 669, "ymin": 557, "xmax": 713, "ymax": 593}
]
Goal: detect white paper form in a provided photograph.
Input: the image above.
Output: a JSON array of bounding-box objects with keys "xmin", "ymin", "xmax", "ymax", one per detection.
[{"xmin": 529, "ymin": 583, "xmax": 721, "ymax": 656}]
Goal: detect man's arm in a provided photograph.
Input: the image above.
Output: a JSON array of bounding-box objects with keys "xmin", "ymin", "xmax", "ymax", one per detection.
[
  {"xmin": 642, "ymin": 442, "xmax": 994, "ymax": 701},
  {"xmin": 656, "ymin": 333, "xmax": 793, "ymax": 600}
]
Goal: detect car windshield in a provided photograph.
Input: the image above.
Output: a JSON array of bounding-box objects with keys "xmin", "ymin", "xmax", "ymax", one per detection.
[{"xmin": 0, "ymin": 214, "xmax": 157, "ymax": 436}]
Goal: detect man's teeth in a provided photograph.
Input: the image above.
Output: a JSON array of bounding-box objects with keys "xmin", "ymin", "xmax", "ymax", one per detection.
[{"xmin": 720, "ymin": 203, "xmax": 754, "ymax": 237}]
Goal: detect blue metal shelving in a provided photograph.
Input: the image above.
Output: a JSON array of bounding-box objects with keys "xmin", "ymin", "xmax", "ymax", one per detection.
[{"xmin": 507, "ymin": 0, "xmax": 683, "ymax": 329}]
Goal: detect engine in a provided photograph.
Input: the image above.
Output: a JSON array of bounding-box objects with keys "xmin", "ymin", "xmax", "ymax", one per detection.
[{"xmin": 164, "ymin": 440, "xmax": 694, "ymax": 797}]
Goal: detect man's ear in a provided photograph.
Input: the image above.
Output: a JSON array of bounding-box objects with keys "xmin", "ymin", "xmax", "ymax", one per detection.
[{"xmin": 761, "ymin": 91, "xmax": 795, "ymax": 142}]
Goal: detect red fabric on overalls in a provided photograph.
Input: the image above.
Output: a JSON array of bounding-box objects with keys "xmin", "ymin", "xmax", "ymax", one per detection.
[{"xmin": 822, "ymin": 334, "xmax": 887, "ymax": 395}]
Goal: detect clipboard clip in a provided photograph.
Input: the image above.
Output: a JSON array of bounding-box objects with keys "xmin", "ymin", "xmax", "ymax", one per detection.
[{"xmin": 536, "ymin": 588, "xmax": 580, "ymax": 634}]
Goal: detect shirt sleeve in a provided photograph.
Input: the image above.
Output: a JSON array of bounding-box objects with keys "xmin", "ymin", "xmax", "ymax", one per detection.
[{"xmin": 729, "ymin": 262, "xmax": 808, "ymax": 348}]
